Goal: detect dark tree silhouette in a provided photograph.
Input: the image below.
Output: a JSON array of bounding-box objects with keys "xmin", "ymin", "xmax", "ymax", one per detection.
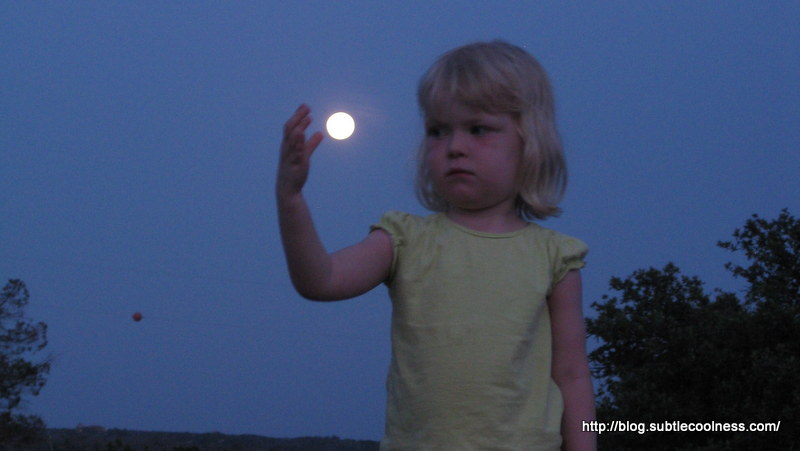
[
  {"xmin": 1, "ymin": 279, "xmax": 51, "ymax": 446},
  {"xmin": 587, "ymin": 210, "xmax": 799, "ymax": 450}
]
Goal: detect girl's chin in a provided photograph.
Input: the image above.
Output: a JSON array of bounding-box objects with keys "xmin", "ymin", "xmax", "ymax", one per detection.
[{"xmin": 445, "ymin": 201, "xmax": 515, "ymax": 214}]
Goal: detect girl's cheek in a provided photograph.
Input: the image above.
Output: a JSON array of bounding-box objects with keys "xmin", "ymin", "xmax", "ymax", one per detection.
[
  {"xmin": 426, "ymin": 149, "xmax": 447, "ymax": 176},
  {"xmin": 426, "ymin": 143, "xmax": 445, "ymax": 160}
]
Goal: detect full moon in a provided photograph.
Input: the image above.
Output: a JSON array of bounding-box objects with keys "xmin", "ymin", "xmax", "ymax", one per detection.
[{"xmin": 326, "ymin": 112, "xmax": 355, "ymax": 140}]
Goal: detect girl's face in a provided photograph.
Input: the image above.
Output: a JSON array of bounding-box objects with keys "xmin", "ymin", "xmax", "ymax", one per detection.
[{"xmin": 425, "ymin": 101, "xmax": 523, "ymax": 216}]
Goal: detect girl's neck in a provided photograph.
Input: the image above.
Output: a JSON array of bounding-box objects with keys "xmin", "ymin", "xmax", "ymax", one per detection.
[{"xmin": 444, "ymin": 207, "xmax": 527, "ymax": 234}]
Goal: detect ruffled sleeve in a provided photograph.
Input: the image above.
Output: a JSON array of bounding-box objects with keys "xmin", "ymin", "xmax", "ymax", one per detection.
[
  {"xmin": 549, "ymin": 233, "xmax": 589, "ymax": 293},
  {"xmin": 370, "ymin": 210, "xmax": 412, "ymax": 284}
]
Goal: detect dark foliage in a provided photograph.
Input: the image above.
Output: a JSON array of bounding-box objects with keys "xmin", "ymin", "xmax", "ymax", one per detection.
[
  {"xmin": 34, "ymin": 428, "xmax": 380, "ymax": 451},
  {"xmin": 0, "ymin": 279, "xmax": 51, "ymax": 448},
  {"xmin": 587, "ymin": 210, "xmax": 799, "ymax": 450}
]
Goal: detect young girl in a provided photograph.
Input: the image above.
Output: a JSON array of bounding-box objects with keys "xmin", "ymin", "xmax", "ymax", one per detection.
[{"xmin": 277, "ymin": 41, "xmax": 596, "ymax": 450}]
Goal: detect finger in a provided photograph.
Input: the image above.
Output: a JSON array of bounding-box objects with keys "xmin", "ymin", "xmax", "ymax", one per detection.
[
  {"xmin": 284, "ymin": 127, "xmax": 322, "ymax": 165},
  {"xmin": 297, "ymin": 115, "xmax": 312, "ymax": 131},
  {"xmin": 283, "ymin": 104, "xmax": 311, "ymax": 137},
  {"xmin": 306, "ymin": 131, "xmax": 324, "ymax": 156},
  {"xmin": 286, "ymin": 128, "xmax": 309, "ymax": 159},
  {"xmin": 283, "ymin": 116, "xmax": 312, "ymax": 153},
  {"xmin": 282, "ymin": 108, "xmax": 305, "ymax": 138},
  {"xmin": 286, "ymin": 114, "xmax": 314, "ymax": 147}
]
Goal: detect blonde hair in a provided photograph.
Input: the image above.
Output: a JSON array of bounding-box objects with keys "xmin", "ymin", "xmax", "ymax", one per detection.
[{"xmin": 415, "ymin": 40, "xmax": 566, "ymax": 220}]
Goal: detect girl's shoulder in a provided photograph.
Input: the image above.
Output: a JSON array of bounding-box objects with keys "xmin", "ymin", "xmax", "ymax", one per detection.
[
  {"xmin": 523, "ymin": 220, "xmax": 580, "ymax": 240},
  {"xmin": 370, "ymin": 210, "xmax": 441, "ymax": 241},
  {"xmin": 376, "ymin": 210, "xmax": 429, "ymax": 225},
  {"xmin": 523, "ymin": 223, "xmax": 589, "ymax": 285},
  {"xmin": 374, "ymin": 212, "xmax": 586, "ymax": 246},
  {"xmin": 525, "ymin": 222, "xmax": 588, "ymax": 254}
]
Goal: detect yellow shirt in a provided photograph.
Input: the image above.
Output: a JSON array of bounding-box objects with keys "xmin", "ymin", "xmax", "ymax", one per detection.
[{"xmin": 372, "ymin": 212, "xmax": 588, "ymax": 450}]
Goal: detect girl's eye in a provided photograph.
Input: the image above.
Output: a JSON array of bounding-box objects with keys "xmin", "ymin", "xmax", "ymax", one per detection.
[
  {"xmin": 426, "ymin": 126, "xmax": 446, "ymax": 138},
  {"xmin": 470, "ymin": 125, "xmax": 490, "ymax": 136}
]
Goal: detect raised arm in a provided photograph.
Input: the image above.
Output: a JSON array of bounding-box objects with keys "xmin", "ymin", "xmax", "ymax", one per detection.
[
  {"xmin": 548, "ymin": 270, "xmax": 597, "ymax": 451},
  {"xmin": 276, "ymin": 105, "xmax": 393, "ymax": 301}
]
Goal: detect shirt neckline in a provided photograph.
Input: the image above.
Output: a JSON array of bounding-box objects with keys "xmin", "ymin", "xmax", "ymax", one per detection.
[{"xmin": 438, "ymin": 213, "xmax": 534, "ymax": 238}]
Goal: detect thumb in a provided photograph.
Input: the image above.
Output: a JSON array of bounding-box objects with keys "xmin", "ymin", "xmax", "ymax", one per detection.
[{"xmin": 306, "ymin": 131, "xmax": 324, "ymax": 157}]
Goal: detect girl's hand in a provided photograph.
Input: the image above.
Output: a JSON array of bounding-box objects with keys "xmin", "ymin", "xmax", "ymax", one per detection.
[
  {"xmin": 275, "ymin": 104, "xmax": 392, "ymax": 302},
  {"xmin": 276, "ymin": 105, "xmax": 324, "ymax": 199}
]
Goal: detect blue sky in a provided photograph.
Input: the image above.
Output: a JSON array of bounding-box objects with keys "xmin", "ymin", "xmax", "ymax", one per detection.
[{"xmin": 2, "ymin": 1, "xmax": 798, "ymax": 441}]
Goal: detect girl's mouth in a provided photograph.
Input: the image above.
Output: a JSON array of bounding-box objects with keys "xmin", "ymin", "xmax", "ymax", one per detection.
[{"xmin": 446, "ymin": 168, "xmax": 474, "ymax": 176}]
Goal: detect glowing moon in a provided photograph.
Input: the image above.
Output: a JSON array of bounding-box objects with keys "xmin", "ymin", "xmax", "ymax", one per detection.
[{"xmin": 326, "ymin": 112, "xmax": 355, "ymax": 140}]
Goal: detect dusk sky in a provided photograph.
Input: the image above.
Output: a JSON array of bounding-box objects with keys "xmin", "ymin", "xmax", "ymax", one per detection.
[{"xmin": 2, "ymin": 1, "xmax": 798, "ymax": 441}]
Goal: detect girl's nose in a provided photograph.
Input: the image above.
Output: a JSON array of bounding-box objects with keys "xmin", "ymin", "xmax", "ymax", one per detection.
[
  {"xmin": 446, "ymin": 147, "xmax": 464, "ymax": 159},
  {"xmin": 446, "ymin": 132, "xmax": 467, "ymax": 158}
]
